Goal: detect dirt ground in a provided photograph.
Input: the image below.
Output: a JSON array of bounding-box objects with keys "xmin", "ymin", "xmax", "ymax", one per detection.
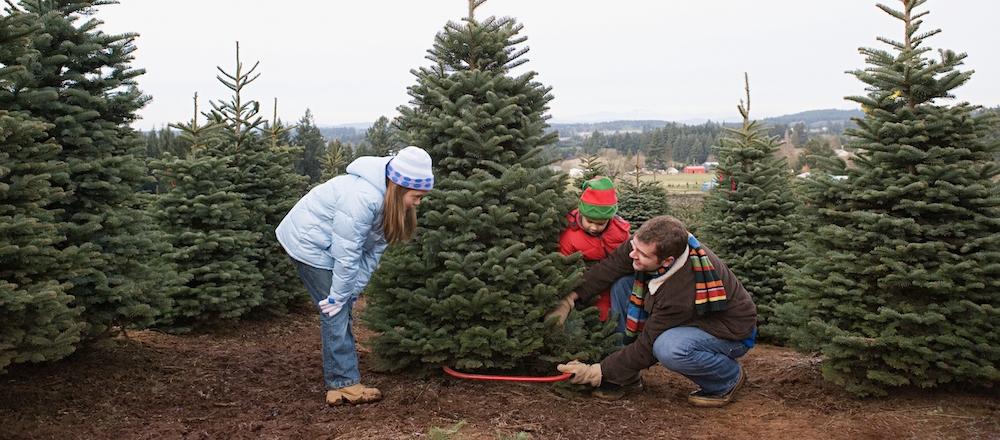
[{"xmin": 2, "ymin": 302, "xmax": 997, "ymax": 440}]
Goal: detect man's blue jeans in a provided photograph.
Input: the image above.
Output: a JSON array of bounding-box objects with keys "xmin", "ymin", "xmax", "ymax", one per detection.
[
  {"xmin": 291, "ymin": 258, "xmax": 360, "ymax": 390},
  {"xmin": 610, "ymin": 275, "xmax": 749, "ymax": 395}
]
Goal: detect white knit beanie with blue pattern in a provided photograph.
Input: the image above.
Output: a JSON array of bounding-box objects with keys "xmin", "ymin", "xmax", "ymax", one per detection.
[{"xmin": 386, "ymin": 146, "xmax": 434, "ymax": 190}]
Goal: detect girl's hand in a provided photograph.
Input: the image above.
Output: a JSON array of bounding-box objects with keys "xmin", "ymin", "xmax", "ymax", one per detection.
[{"xmin": 318, "ymin": 297, "xmax": 344, "ymax": 317}]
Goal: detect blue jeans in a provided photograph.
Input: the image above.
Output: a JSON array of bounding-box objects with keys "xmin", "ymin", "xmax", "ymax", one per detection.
[
  {"xmin": 291, "ymin": 258, "xmax": 360, "ymax": 389},
  {"xmin": 610, "ymin": 275, "xmax": 750, "ymax": 395},
  {"xmin": 609, "ymin": 275, "xmax": 636, "ymax": 335}
]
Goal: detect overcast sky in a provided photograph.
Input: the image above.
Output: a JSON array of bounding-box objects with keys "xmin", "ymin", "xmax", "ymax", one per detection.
[{"xmin": 98, "ymin": 1, "xmax": 1000, "ymax": 128}]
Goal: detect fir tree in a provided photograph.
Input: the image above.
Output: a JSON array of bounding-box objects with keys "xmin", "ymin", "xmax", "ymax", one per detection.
[
  {"xmin": 151, "ymin": 94, "xmax": 262, "ymax": 330},
  {"xmin": 699, "ymin": 74, "xmax": 799, "ymax": 337},
  {"xmin": 207, "ymin": 43, "xmax": 308, "ymax": 316},
  {"xmin": 775, "ymin": 0, "xmax": 1000, "ymax": 396},
  {"xmin": 320, "ymin": 138, "xmax": 351, "ymax": 181},
  {"xmin": 292, "ymin": 108, "xmax": 325, "ymax": 183},
  {"xmin": 795, "ymin": 138, "xmax": 837, "ymax": 172},
  {"xmin": 572, "ymin": 153, "xmax": 607, "ymax": 189},
  {"xmin": 0, "ymin": 8, "xmax": 83, "ymax": 372},
  {"xmin": 364, "ymin": 0, "xmax": 616, "ymax": 373},
  {"xmin": 2, "ymin": 0, "xmax": 168, "ymax": 336},
  {"xmin": 145, "ymin": 125, "xmax": 184, "ymax": 160},
  {"xmin": 264, "ymin": 98, "xmax": 294, "ymax": 149},
  {"xmin": 790, "ymin": 122, "xmax": 808, "ymax": 147},
  {"xmin": 365, "ymin": 115, "xmax": 397, "ymax": 156},
  {"xmin": 645, "ymin": 139, "xmax": 669, "ymax": 171},
  {"xmin": 616, "ymin": 156, "xmax": 670, "ymax": 232}
]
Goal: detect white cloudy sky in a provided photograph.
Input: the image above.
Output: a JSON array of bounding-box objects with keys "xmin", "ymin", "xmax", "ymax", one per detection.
[{"xmin": 98, "ymin": 1, "xmax": 1000, "ymax": 128}]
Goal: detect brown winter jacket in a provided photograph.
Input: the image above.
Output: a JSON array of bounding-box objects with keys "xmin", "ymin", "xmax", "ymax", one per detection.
[{"xmin": 574, "ymin": 238, "xmax": 758, "ymax": 386}]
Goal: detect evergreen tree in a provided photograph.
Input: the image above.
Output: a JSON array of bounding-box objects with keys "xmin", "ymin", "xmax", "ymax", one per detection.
[
  {"xmin": 292, "ymin": 108, "xmax": 325, "ymax": 183},
  {"xmin": 983, "ymin": 106, "xmax": 1000, "ymax": 160},
  {"xmin": 207, "ymin": 43, "xmax": 308, "ymax": 316},
  {"xmin": 616, "ymin": 156, "xmax": 670, "ymax": 232},
  {"xmin": 145, "ymin": 125, "xmax": 183, "ymax": 160},
  {"xmin": 645, "ymin": 139, "xmax": 669, "ymax": 171},
  {"xmin": 795, "ymin": 138, "xmax": 837, "ymax": 171},
  {"xmin": 790, "ymin": 122, "xmax": 808, "ymax": 147},
  {"xmin": 616, "ymin": 179, "xmax": 670, "ymax": 233},
  {"xmin": 264, "ymin": 98, "xmax": 294, "ymax": 148},
  {"xmin": 774, "ymin": 0, "xmax": 1000, "ymax": 396},
  {"xmin": 365, "ymin": 115, "xmax": 397, "ymax": 156},
  {"xmin": 364, "ymin": 0, "xmax": 616, "ymax": 373},
  {"xmin": 150, "ymin": 95, "xmax": 263, "ymax": 330},
  {"xmin": 1, "ymin": 0, "xmax": 168, "ymax": 336},
  {"xmin": 699, "ymin": 75, "xmax": 799, "ymax": 337},
  {"xmin": 572, "ymin": 153, "xmax": 607, "ymax": 189},
  {"xmin": 0, "ymin": 9, "xmax": 83, "ymax": 372},
  {"xmin": 319, "ymin": 138, "xmax": 351, "ymax": 181}
]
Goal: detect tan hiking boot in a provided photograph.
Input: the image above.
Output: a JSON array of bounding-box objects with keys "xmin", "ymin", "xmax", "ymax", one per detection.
[
  {"xmin": 687, "ymin": 366, "xmax": 747, "ymax": 408},
  {"xmin": 326, "ymin": 384, "xmax": 383, "ymax": 406}
]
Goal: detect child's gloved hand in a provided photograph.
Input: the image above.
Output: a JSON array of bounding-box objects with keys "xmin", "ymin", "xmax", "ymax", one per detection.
[
  {"xmin": 318, "ymin": 296, "xmax": 344, "ymax": 317},
  {"xmin": 545, "ymin": 292, "xmax": 577, "ymax": 326}
]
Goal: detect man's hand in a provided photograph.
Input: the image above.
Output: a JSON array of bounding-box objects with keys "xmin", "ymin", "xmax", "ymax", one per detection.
[
  {"xmin": 557, "ymin": 360, "xmax": 602, "ymax": 387},
  {"xmin": 318, "ymin": 296, "xmax": 345, "ymax": 317},
  {"xmin": 545, "ymin": 292, "xmax": 578, "ymax": 325}
]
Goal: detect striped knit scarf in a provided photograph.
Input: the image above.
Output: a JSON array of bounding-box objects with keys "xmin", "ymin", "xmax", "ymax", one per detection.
[{"xmin": 623, "ymin": 234, "xmax": 727, "ymax": 344}]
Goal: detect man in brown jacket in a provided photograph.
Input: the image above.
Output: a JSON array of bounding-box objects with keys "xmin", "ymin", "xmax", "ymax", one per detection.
[{"xmin": 547, "ymin": 215, "xmax": 757, "ymax": 407}]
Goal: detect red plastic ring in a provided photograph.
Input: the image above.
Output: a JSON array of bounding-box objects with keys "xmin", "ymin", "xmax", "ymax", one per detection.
[{"xmin": 442, "ymin": 366, "xmax": 572, "ymax": 383}]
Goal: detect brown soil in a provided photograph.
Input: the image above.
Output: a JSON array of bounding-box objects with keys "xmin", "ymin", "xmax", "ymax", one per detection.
[{"xmin": 2, "ymin": 302, "xmax": 997, "ymax": 440}]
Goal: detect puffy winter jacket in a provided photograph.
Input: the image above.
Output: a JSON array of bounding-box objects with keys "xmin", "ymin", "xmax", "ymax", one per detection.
[
  {"xmin": 559, "ymin": 209, "xmax": 630, "ymax": 320},
  {"xmin": 276, "ymin": 156, "xmax": 390, "ymax": 303},
  {"xmin": 558, "ymin": 209, "xmax": 631, "ymax": 262}
]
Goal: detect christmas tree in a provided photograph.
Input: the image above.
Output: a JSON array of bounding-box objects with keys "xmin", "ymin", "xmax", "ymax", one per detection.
[
  {"xmin": 150, "ymin": 94, "xmax": 263, "ymax": 331},
  {"xmin": 794, "ymin": 138, "xmax": 838, "ymax": 172},
  {"xmin": 364, "ymin": 0, "xmax": 616, "ymax": 373},
  {"xmin": 292, "ymin": 109, "xmax": 325, "ymax": 184},
  {"xmin": 0, "ymin": 7, "xmax": 84, "ymax": 371},
  {"xmin": 775, "ymin": 0, "xmax": 1000, "ymax": 396},
  {"xmin": 616, "ymin": 156, "xmax": 670, "ymax": 232},
  {"xmin": 2, "ymin": 0, "xmax": 168, "ymax": 336},
  {"xmin": 699, "ymin": 74, "xmax": 799, "ymax": 337},
  {"xmin": 319, "ymin": 139, "xmax": 352, "ymax": 181},
  {"xmin": 572, "ymin": 153, "xmax": 607, "ymax": 189},
  {"xmin": 206, "ymin": 43, "xmax": 308, "ymax": 316},
  {"xmin": 365, "ymin": 115, "xmax": 398, "ymax": 156}
]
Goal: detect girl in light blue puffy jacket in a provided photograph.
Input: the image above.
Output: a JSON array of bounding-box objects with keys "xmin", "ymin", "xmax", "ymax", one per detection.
[{"xmin": 276, "ymin": 146, "xmax": 433, "ymax": 406}]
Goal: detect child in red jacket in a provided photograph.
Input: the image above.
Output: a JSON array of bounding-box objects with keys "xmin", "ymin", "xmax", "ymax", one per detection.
[{"xmin": 559, "ymin": 176, "xmax": 630, "ymax": 321}]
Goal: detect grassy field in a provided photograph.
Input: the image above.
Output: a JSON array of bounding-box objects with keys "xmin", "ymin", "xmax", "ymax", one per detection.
[{"xmin": 634, "ymin": 172, "xmax": 716, "ymax": 193}]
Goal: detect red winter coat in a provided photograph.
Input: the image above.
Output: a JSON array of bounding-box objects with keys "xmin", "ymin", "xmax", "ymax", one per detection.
[{"xmin": 558, "ymin": 209, "xmax": 631, "ymax": 321}]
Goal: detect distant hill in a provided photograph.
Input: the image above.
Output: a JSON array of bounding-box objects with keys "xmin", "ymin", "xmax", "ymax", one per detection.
[
  {"xmin": 549, "ymin": 120, "xmax": 674, "ymax": 138},
  {"xmin": 317, "ymin": 125, "xmax": 367, "ymax": 144},
  {"xmin": 546, "ymin": 109, "xmax": 863, "ymax": 138},
  {"xmin": 308, "ymin": 109, "xmax": 866, "ymax": 142},
  {"xmin": 762, "ymin": 109, "xmax": 863, "ymax": 126}
]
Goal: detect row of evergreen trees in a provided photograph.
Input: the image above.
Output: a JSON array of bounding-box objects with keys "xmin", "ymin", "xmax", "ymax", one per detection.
[
  {"xmin": 580, "ymin": 122, "xmax": 725, "ymax": 166},
  {"xmin": 362, "ymin": 0, "xmax": 998, "ymax": 398},
  {"xmin": 1, "ymin": 1, "xmax": 307, "ymax": 372},
  {"xmin": 146, "ymin": 111, "xmax": 401, "ymax": 186},
  {"xmin": 2, "ymin": 0, "xmax": 996, "ymax": 399},
  {"xmin": 697, "ymin": 0, "xmax": 999, "ymax": 396}
]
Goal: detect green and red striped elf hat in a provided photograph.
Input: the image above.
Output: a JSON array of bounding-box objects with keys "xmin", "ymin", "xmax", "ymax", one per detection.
[{"xmin": 579, "ymin": 176, "xmax": 618, "ymax": 220}]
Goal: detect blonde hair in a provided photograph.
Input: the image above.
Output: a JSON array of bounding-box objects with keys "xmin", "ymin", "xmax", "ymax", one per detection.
[{"xmin": 382, "ymin": 180, "xmax": 418, "ymax": 244}]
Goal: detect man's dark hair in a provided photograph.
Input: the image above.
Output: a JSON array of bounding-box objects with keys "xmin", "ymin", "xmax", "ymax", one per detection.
[{"xmin": 634, "ymin": 216, "xmax": 688, "ymax": 261}]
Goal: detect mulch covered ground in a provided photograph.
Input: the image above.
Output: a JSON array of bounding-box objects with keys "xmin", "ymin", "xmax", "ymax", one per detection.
[{"xmin": 2, "ymin": 301, "xmax": 997, "ymax": 440}]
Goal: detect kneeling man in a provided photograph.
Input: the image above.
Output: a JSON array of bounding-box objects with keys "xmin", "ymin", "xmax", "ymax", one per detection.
[{"xmin": 548, "ymin": 215, "xmax": 757, "ymax": 407}]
